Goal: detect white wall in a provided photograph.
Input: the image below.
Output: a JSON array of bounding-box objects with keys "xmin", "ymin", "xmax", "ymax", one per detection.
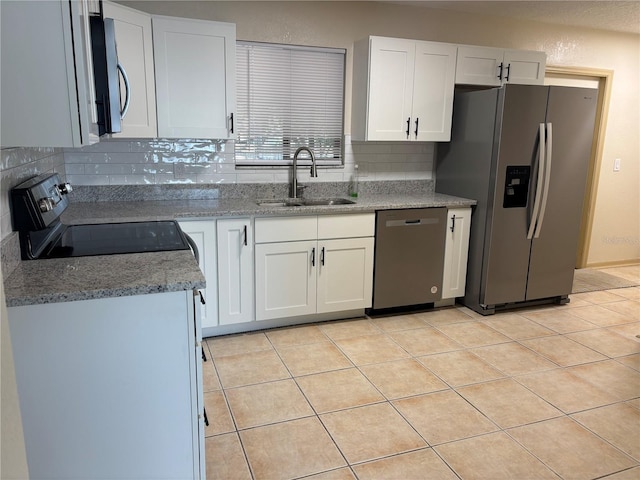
[{"xmin": 119, "ymin": 0, "xmax": 639, "ymax": 266}]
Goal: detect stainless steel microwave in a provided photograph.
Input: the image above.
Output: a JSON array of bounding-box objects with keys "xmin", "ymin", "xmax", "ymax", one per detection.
[{"xmin": 89, "ymin": 13, "xmax": 129, "ymax": 135}]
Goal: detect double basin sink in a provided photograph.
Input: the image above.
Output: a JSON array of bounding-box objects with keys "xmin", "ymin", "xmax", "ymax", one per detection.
[{"xmin": 257, "ymin": 197, "xmax": 356, "ymax": 208}]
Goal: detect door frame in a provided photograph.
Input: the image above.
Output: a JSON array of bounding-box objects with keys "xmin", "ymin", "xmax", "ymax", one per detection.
[{"xmin": 545, "ymin": 66, "xmax": 613, "ymax": 268}]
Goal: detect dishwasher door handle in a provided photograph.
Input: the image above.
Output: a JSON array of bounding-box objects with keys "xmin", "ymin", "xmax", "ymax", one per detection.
[{"xmin": 385, "ymin": 218, "xmax": 439, "ymax": 228}]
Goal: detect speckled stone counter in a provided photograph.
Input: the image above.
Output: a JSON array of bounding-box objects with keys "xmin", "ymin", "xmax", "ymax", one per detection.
[
  {"xmin": 4, "ymin": 250, "xmax": 205, "ymax": 307},
  {"xmin": 61, "ymin": 192, "xmax": 476, "ymax": 225},
  {"xmin": 4, "ymin": 187, "xmax": 475, "ymax": 308}
]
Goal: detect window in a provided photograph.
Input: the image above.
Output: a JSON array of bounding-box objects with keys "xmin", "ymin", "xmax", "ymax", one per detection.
[{"xmin": 235, "ymin": 41, "xmax": 345, "ymax": 167}]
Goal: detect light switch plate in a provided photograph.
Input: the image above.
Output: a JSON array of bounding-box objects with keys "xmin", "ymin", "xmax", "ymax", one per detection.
[{"xmin": 614, "ymin": 158, "xmax": 621, "ymax": 172}]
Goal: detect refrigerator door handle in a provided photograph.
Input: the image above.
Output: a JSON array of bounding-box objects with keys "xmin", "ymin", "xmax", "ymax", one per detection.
[
  {"xmin": 527, "ymin": 123, "xmax": 546, "ymax": 240},
  {"xmin": 534, "ymin": 123, "xmax": 553, "ymax": 238}
]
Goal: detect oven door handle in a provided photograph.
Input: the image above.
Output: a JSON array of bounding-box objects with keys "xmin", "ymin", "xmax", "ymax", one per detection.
[{"xmin": 183, "ymin": 233, "xmax": 200, "ymax": 265}]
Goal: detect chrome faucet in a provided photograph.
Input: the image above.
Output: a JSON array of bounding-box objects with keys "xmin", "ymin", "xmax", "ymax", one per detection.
[{"xmin": 291, "ymin": 147, "xmax": 318, "ymax": 198}]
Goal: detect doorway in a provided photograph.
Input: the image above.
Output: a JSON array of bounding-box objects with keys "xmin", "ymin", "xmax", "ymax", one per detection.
[{"xmin": 544, "ymin": 66, "xmax": 613, "ymax": 269}]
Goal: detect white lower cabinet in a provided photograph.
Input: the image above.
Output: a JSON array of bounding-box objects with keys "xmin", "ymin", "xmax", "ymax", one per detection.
[
  {"xmin": 178, "ymin": 220, "xmax": 218, "ymax": 329},
  {"xmin": 8, "ymin": 290, "xmax": 204, "ymax": 479},
  {"xmin": 217, "ymin": 218, "xmax": 254, "ymax": 325},
  {"xmin": 316, "ymin": 237, "xmax": 375, "ymax": 313},
  {"xmin": 441, "ymin": 207, "xmax": 472, "ymax": 299},
  {"xmin": 255, "ymin": 240, "xmax": 317, "ymax": 320},
  {"xmin": 255, "ymin": 214, "xmax": 375, "ymax": 321}
]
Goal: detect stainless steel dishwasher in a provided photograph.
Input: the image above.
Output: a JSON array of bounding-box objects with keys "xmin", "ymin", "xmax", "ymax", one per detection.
[{"xmin": 373, "ymin": 208, "xmax": 447, "ymax": 309}]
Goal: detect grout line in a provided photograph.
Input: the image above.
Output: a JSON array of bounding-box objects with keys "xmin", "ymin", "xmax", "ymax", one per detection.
[{"xmin": 203, "ymin": 300, "xmax": 640, "ymax": 479}]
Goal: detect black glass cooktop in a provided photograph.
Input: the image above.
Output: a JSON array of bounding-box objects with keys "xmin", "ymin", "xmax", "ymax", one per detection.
[{"xmin": 42, "ymin": 221, "xmax": 191, "ymax": 258}]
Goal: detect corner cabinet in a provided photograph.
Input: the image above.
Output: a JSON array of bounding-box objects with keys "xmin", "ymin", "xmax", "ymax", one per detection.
[
  {"xmin": 352, "ymin": 36, "xmax": 457, "ymax": 142},
  {"xmin": 255, "ymin": 214, "xmax": 374, "ymax": 321},
  {"xmin": 456, "ymin": 46, "xmax": 546, "ymax": 86},
  {"xmin": 217, "ymin": 218, "xmax": 254, "ymax": 325},
  {"xmin": 103, "ymin": 1, "xmax": 157, "ymax": 137},
  {"xmin": 0, "ymin": 0, "xmax": 99, "ymax": 147},
  {"xmin": 153, "ymin": 16, "xmax": 236, "ymax": 139},
  {"xmin": 441, "ymin": 207, "xmax": 472, "ymax": 299},
  {"xmin": 8, "ymin": 291, "xmax": 205, "ymax": 479}
]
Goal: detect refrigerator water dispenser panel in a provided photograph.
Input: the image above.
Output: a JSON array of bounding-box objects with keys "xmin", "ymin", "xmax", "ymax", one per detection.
[{"xmin": 503, "ymin": 166, "xmax": 531, "ymax": 208}]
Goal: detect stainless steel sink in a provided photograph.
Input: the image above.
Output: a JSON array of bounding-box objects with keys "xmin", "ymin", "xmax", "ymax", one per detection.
[
  {"xmin": 256, "ymin": 198, "xmax": 303, "ymax": 207},
  {"xmin": 299, "ymin": 198, "xmax": 356, "ymax": 206},
  {"xmin": 257, "ymin": 197, "xmax": 356, "ymax": 207}
]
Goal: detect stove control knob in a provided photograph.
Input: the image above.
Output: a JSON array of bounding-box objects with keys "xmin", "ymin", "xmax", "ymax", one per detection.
[
  {"xmin": 58, "ymin": 183, "xmax": 73, "ymax": 195},
  {"xmin": 38, "ymin": 197, "xmax": 54, "ymax": 213}
]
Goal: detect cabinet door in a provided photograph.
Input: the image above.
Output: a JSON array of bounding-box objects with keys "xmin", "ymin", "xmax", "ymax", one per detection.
[
  {"xmin": 103, "ymin": 1, "xmax": 157, "ymax": 137},
  {"xmin": 217, "ymin": 218, "xmax": 253, "ymax": 325},
  {"xmin": 503, "ymin": 50, "xmax": 546, "ymax": 85},
  {"xmin": 317, "ymin": 238, "xmax": 374, "ymax": 313},
  {"xmin": 0, "ymin": 0, "xmax": 99, "ymax": 147},
  {"xmin": 366, "ymin": 36, "xmax": 415, "ymax": 140},
  {"xmin": 455, "ymin": 45, "xmax": 503, "ymax": 86},
  {"xmin": 441, "ymin": 208, "xmax": 471, "ymax": 299},
  {"xmin": 412, "ymin": 41, "xmax": 457, "ymax": 141},
  {"xmin": 255, "ymin": 241, "xmax": 317, "ymax": 321},
  {"xmin": 8, "ymin": 292, "xmax": 199, "ymax": 479},
  {"xmin": 178, "ymin": 220, "xmax": 218, "ymax": 329},
  {"xmin": 153, "ymin": 16, "xmax": 236, "ymax": 139}
]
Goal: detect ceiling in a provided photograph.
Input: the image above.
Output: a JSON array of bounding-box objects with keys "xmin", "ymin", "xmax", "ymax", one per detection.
[{"xmin": 386, "ymin": 1, "xmax": 640, "ymax": 35}]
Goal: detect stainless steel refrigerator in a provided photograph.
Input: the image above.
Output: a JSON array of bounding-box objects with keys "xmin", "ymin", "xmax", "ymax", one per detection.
[{"xmin": 436, "ymin": 84, "xmax": 597, "ymax": 315}]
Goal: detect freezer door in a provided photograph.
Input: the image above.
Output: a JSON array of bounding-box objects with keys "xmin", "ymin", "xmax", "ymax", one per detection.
[
  {"xmin": 526, "ymin": 86, "xmax": 597, "ymax": 300},
  {"xmin": 482, "ymin": 85, "xmax": 549, "ymax": 306}
]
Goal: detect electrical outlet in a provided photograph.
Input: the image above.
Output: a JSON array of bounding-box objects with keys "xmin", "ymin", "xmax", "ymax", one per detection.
[{"xmin": 613, "ymin": 158, "xmax": 621, "ymax": 172}]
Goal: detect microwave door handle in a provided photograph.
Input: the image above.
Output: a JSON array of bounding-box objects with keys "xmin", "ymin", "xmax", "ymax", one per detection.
[
  {"xmin": 534, "ymin": 123, "xmax": 553, "ymax": 238},
  {"xmin": 527, "ymin": 123, "xmax": 546, "ymax": 240},
  {"xmin": 117, "ymin": 63, "xmax": 131, "ymax": 119}
]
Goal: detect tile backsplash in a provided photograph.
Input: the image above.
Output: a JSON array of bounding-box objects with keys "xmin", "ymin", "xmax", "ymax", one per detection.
[
  {"xmin": 63, "ymin": 136, "xmax": 435, "ymax": 186},
  {"xmin": 0, "ymin": 136, "xmax": 434, "ymax": 243}
]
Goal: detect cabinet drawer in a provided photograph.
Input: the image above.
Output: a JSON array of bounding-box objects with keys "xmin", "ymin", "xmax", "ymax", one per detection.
[
  {"xmin": 255, "ymin": 216, "xmax": 317, "ymax": 243},
  {"xmin": 318, "ymin": 214, "xmax": 375, "ymax": 239}
]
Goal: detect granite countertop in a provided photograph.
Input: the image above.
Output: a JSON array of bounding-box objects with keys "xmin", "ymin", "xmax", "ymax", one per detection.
[
  {"xmin": 61, "ymin": 192, "xmax": 476, "ymax": 224},
  {"xmin": 4, "ymin": 190, "xmax": 475, "ymax": 308},
  {"xmin": 5, "ymin": 250, "xmax": 205, "ymax": 308}
]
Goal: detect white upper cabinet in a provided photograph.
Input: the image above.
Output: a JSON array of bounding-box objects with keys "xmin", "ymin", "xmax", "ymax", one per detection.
[
  {"xmin": 456, "ymin": 46, "xmax": 546, "ymax": 86},
  {"xmin": 153, "ymin": 16, "xmax": 236, "ymax": 139},
  {"xmin": 103, "ymin": 1, "xmax": 157, "ymax": 137},
  {"xmin": 502, "ymin": 49, "xmax": 547, "ymax": 85},
  {"xmin": 0, "ymin": 0, "xmax": 99, "ymax": 148},
  {"xmin": 352, "ymin": 36, "xmax": 457, "ymax": 142}
]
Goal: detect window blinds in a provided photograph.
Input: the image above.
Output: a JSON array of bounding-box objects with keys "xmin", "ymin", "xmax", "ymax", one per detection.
[{"xmin": 235, "ymin": 41, "xmax": 345, "ymax": 166}]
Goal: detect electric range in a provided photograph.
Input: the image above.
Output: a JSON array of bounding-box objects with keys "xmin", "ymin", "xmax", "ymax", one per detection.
[{"xmin": 11, "ymin": 174, "xmax": 191, "ymax": 260}]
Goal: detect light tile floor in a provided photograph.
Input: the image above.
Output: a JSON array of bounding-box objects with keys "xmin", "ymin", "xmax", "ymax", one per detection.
[{"xmin": 203, "ymin": 284, "xmax": 640, "ymax": 480}]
